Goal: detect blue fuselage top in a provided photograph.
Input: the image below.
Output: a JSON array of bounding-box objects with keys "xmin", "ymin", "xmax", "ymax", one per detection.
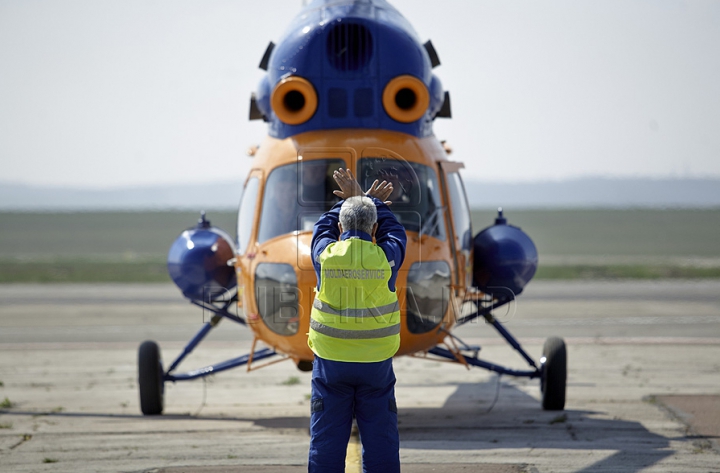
[
  {"xmin": 254, "ymin": 0, "xmax": 446, "ymax": 139},
  {"xmin": 311, "ymin": 197, "xmax": 407, "ymax": 292}
]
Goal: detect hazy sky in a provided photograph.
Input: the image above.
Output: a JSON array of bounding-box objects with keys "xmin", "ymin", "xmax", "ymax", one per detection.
[{"xmin": 1, "ymin": 0, "xmax": 719, "ymax": 188}]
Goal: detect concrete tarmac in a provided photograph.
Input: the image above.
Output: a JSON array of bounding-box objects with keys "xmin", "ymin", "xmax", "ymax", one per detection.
[{"xmin": 1, "ymin": 281, "xmax": 719, "ymax": 472}]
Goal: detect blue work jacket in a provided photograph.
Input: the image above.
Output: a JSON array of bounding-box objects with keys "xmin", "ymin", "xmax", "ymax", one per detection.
[{"xmin": 311, "ymin": 197, "xmax": 407, "ymax": 292}]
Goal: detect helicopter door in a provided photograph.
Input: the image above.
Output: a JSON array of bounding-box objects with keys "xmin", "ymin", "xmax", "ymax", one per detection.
[{"xmin": 439, "ymin": 161, "xmax": 473, "ymax": 292}]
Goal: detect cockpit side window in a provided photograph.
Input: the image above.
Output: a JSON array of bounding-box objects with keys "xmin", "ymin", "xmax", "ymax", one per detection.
[
  {"xmin": 257, "ymin": 159, "xmax": 345, "ymax": 244},
  {"xmin": 446, "ymin": 172, "xmax": 472, "ymax": 252},
  {"xmin": 237, "ymin": 177, "xmax": 260, "ymax": 255},
  {"xmin": 358, "ymin": 158, "xmax": 446, "ymax": 240}
]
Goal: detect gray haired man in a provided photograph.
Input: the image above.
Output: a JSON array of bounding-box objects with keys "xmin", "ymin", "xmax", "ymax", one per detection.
[{"xmin": 308, "ymin": 169, "xmax": 407, "ymax": 473}]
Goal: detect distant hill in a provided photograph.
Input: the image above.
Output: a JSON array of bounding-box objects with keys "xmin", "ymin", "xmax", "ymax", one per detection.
[
  {"xmin": 1, "ymin": 177, "xmax": 719, "ymax": 211},
  {"xmin": 0, "ymin": 181, "xmax": 243, "ymax": 211},
  {"xmin": 462, "ymin": 177, "xmax": 720, "ymax": 209}
]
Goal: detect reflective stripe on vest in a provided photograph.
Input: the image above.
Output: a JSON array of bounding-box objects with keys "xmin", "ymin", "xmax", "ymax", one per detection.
[
  {"xmin": 312, "ymin": 298, "xmax": 399, "ymax": 318},
  {"xmin": 308, "ymin": 237, "xmax": 400, "ymax": 363},
  {"xmin": 309, "ymin": 319, "xmax": 401, "ymax": 339}
]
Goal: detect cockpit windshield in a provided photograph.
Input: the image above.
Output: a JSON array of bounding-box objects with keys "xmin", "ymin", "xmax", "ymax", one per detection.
[
  {"xmin": 257, "ymin": 159, "xmax": 345, "ymax": 243},
  {"xmin": 257, "ymin": 157, "xmax": 445, "ymax": 243},
  {"xmin": 358, "ymin": 158, "xmax": 446, "ymax": 240}
]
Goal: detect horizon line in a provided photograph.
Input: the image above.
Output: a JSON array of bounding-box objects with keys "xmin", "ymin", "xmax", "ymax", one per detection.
[{"xmin": 3, "ymin": 174, "xmax": 720, "ymax": 192}]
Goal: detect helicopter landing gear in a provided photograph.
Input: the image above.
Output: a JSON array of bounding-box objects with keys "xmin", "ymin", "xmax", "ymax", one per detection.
[
  {"xmin": 540, "ymin": 336, "xmax": 567, "ymax": 411},
  {"xmin": 138, "ymin": 340, "xmax": 165, "ymax": 415}
]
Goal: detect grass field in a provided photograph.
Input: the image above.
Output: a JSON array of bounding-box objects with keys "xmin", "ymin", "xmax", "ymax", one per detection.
[
  {"xmin": 471, "ymin": 208, "xmax": 720, "ymax": 259},
  {"xmin": 0, "ymin": 209, "xmax": 718, "ymax": 282}
]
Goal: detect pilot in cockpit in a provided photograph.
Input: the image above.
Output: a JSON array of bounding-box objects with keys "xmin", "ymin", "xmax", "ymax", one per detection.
[{"xmin": 366, "ymin": 167, "xmax": 413, "ymax": 206}]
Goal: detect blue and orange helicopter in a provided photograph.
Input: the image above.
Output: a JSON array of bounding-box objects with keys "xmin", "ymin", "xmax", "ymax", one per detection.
[{"xmin": 138, "ymin": 0, "xmax": 566, "ymax": 415}]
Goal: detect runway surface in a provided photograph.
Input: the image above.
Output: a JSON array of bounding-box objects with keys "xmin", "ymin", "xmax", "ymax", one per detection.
[{"xmin": 1, "ymin": 281, "xmax": 719, "ymax": 472}]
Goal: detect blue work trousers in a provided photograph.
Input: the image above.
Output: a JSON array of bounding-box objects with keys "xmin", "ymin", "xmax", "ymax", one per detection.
[{"xmin": 308, "ymin": 356, "xmax": 400, "ymax": 473}]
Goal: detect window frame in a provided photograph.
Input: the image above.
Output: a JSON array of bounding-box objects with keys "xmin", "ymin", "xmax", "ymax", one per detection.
[{"xmin": 236, "ymin": 171, "xmax": 263, "ymax": 255}]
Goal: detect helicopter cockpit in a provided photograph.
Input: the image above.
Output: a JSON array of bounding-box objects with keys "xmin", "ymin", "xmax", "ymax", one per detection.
[
  {"xmin": 238, "ymin": 157, "xmax": 447, "ymax": 247},
  {"xmin": 357, "ymin": 158, "xmax": 445, "ymax": 241}
]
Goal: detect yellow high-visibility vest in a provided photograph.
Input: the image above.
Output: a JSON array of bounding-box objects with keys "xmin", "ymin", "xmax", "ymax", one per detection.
[{"xmin": 308, "ymin": 237, "xmax": 400, "ymax": 362}]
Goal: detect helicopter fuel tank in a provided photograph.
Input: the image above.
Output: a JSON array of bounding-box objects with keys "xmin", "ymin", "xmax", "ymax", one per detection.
[
  {"xmin": 472, "ymin": 209, "xmax": 538, "ymax": 297},
  {"xmin": 167, "ymin": 212, "xmax": 237, "ymax": 301}
]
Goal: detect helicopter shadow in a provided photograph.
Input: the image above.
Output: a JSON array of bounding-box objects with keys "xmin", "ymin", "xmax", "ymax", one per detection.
[{"xmin": 398, "ymin": 379, "xmax": 675, "ymax": 473}]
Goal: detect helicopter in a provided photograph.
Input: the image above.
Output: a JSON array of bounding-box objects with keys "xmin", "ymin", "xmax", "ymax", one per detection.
[{"xmin": 137, "ymin": 0, "xmax": 566, "ymax": 416}]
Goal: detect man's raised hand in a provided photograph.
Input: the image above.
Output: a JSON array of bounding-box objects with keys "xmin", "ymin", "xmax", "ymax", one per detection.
[
  {"xmin": 332, "ymin": 168, "xmax": 393, "ymax": 205},
  {"xmin": 365, "ymin": 179, "xmax": 393, "ymax": 206},
  {"xmin": 332, "ymin": 168, "xmax": 364, "ymax": 200}
]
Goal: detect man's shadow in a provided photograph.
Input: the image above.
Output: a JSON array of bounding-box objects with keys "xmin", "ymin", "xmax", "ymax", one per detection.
[{"xmin": 398, "ymin": 378, "xmax": 675, "ymax": 473}]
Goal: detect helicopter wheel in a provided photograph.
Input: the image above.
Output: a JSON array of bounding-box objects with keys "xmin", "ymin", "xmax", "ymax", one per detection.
[
  {"xmin": 138, "ymin": 340, "xmax": 165, "ymax": 415},
  {"xmin": 540, "ymin": 336, "xmax": 566, "ymax": 411}
]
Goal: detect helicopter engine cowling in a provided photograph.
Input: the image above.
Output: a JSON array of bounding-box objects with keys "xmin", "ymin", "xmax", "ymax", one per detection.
[
  {"xmin": 167, "ymin": 213, "xmax": 237, "ymax": 301},
  {"xmin": 472, "ymin": 209, "xmax": 538, "ymax": 297}
]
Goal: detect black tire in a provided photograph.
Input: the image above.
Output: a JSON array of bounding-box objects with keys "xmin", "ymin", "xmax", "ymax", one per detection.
[
  {"xmin": 138, "ymin": 340, "xmax": 164, "ymax": 415},
  {"xmin": 540, "ymin": 336, "xmax": 566, "ymax": 411}
]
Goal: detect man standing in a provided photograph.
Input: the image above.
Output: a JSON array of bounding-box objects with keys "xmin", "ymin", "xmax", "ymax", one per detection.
[{"xmin": 308, "ymin": 168, "xmax": 407, "ymax": 473}]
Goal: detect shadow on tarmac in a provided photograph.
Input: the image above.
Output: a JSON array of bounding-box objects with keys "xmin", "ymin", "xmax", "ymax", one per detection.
[
  {"xmin": 0, "ymin": 409, "xmax": 310, "ymax": 430},
  {"xmin": 0, "ymin": 380, "xmax": 680, "ymax": 472},
  {"xmin": 399, "ymin": 379, "xmax": 675, "ymax": 473}
]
